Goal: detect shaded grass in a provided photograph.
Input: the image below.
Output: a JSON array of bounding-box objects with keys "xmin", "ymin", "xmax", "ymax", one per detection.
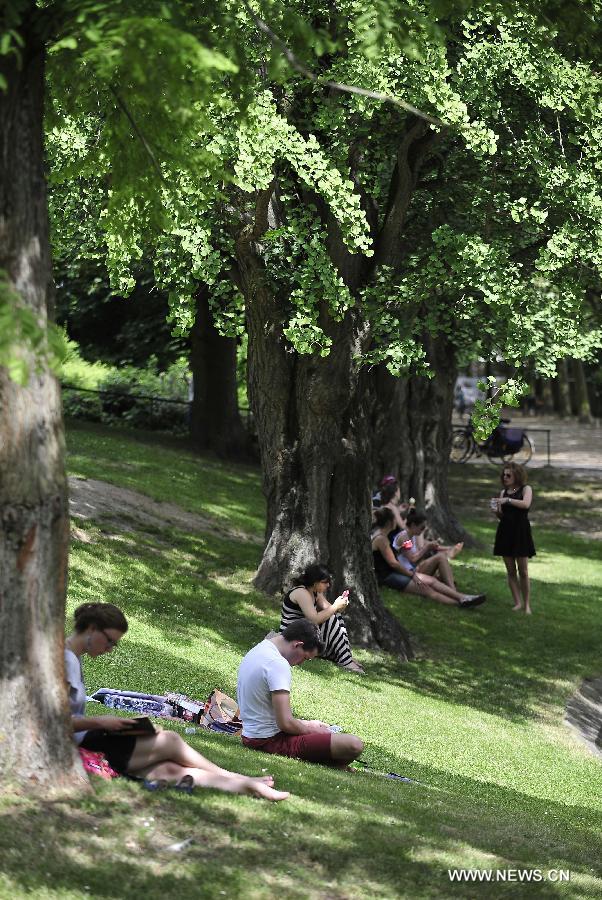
[{"xmin": 1, "ymin": 424, "xmax": 601, "ymax": 899}]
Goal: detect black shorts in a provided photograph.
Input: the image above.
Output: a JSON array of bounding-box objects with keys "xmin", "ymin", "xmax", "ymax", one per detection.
[{"xmin": 80, "ymin": 730, "xmax": 137, "ymax": 775}]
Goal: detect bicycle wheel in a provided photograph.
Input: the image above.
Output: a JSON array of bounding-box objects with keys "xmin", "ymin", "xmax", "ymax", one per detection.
[
  {"xmin": 501, "ymin": 435, "xmax": 534, "ymax": 465},
  {"xmin": 450, "ymin": 430, "xmax": 471, "ymax": 463}
]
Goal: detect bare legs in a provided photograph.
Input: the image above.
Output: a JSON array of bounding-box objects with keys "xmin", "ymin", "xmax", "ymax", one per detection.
[
  {"xmin": 406, "ymin": 573, "xmax": 469, "ymax": 606},
  {"xmin": 446, "ymin": 542, "xmax": 464, "ymax": 560},
  {"xmin": 503, "ymin": 556, "xmax": 531, "ymax": 614},
  {"xmin": 416, "ymin": 552, "xmax": 457, "ymax": 589},
  {"xmin": 517, "ymin": 557, "xmax": 531, "ymax": 614},
  {"xmin": 330, "ymin": 734, "xmax": 364, "ymax": 763},
  {"xmin": 127, "ymin": 730, "xmax": 289, "ymax": 801}
]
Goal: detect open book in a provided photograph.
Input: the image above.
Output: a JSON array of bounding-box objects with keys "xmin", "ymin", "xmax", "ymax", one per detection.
[{"xmin": 120, "ymin": 716, "xmax": 157, "ymax": 737}]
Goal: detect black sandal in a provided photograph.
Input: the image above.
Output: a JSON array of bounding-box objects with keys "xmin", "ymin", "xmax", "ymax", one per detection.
[
  {"xmin": 174, "ymin": 775, "xmax": 195, "ymax": 794},
  {"xmin": 143, "ymin": 778, "xmax": 169, "ymax": 792}
]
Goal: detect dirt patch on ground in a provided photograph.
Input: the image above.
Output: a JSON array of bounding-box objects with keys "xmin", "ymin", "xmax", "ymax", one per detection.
[{"xmin": 68, "ymin": 476, "xmax": 262, "ymax": 545}]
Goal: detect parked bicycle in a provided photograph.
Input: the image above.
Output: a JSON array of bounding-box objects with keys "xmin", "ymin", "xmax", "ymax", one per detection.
[{"xmin": 450, "ymin": 418, "xmax": 534, "ymax": 465}]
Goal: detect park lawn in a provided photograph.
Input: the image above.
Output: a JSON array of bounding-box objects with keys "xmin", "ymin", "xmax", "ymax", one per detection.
[{"xmin": 0, "ymin": 422, "xmax": 601, "ymax": 899}]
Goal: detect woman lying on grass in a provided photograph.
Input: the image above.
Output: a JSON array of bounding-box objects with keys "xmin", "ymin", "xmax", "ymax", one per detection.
[{"xmin": 65, "ymin": 602, "xmax": 289, "ymax": 801}]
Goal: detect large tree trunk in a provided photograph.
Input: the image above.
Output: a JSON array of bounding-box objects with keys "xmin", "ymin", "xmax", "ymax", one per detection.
[
  {"xmin": 369, "ymin": 364, "xmax": 409, "ymax": 483},
  {"xmin": 0, "ymin": 9, "xmax": 84, "ymax": 791},
  {"xmin": 370, "ymin": 337, "xmax": 470, "ymax": 543},
  {"xmin": 229, "ymin": 120, "xmax": 440, "ymax": 659},
  {"xmin": 406, "ymin": 336, "xmax": 468, "ymax": 541},
  {"xmin": 237, "ymin": 237, "xmax": 411, "ymax": 657},
  {"xmin": 189, "ymin": 286, "xmax": 254, "ymax": 460}
]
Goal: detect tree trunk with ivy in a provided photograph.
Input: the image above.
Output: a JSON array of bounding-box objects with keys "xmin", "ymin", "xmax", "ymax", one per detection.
[
  {"xmin": 236, "ymin": 225, "xmax": 411, "ymax": 655},
  {"xmin": 189, "ymin": 286, "xmax": 253, "ymax": 460},
  {"xmin": 231, "ymin": 119, "xmax": 441, "ymax": 656},
  {"xmin": 0, "ymin": 8, "xmax": 85, "ymax": 792}
]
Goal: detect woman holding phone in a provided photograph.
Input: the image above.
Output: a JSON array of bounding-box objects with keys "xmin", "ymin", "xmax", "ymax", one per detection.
[
  {"xmin": 65, "ymin": 602, "xmax": 289, "ymax": 800},
  {"xmin": 279, "ymin": 564, "xmax": 364, "ymax": 673}
]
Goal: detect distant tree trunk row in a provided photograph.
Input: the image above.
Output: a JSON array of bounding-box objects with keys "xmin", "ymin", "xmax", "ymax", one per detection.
[{"xmin": 523, "ymin": 359, "xmax": 596, "ymax": 422}]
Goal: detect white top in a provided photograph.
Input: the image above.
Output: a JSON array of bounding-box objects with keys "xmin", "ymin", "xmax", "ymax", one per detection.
[
  {"xmin": 237, "ymin": 639, "xmax": 292, "ymax": 739},
  {"xmin": 65, "ymin": 648, "xmax": 88, "ymax": 745}
]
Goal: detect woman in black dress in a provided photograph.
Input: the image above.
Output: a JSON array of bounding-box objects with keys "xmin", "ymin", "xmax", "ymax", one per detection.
[{"xmin": 492, "ymin": 463, "xmax": 535, "ymax": 614}]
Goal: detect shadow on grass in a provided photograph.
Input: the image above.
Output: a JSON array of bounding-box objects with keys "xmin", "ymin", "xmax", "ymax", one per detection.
[
  {"xmin": 1, "ymin": 740, "xmax": 600, "ymax": 900},
  {"xmin": 377, "ymin": 550, "xmax": 602, "ymax": 724},
  {"xmin": 69, "ymin": 517, "xmax": 602, "ymax": 728}
]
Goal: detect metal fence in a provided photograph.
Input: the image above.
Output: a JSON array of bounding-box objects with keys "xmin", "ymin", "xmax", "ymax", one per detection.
[{"xmin": 61, "ymin": 383, "xmax": 252, "ymax": 434}]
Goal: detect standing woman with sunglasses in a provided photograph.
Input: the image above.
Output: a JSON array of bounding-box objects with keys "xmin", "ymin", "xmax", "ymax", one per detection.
[
  {"xmin": 65, "ymin": 603, "xmax": 289, "ymax": 800},
  {"xmin": 492, "ymin": 463, "xmax": 536, "ymax": 614}
]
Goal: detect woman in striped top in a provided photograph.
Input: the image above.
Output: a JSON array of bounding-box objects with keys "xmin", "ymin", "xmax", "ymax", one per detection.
[{"xmin": 279, "ymin": 564, "xmax": 365, "ymax": 674}]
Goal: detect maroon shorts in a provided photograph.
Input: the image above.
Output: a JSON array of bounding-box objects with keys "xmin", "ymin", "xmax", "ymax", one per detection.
[{"xmin": 242, "ymin": 731, "xmax": 335, "ymax": 764}]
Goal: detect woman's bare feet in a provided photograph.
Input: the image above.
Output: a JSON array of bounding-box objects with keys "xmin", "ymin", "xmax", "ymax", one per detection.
[
  {"xmin": 243, "ymin": 778, "xmax": 289, "ymax": 802},
  {"xmin": 448, "ymin": 542, "xmax": 464, "ymax": 560},
  {"xmin": 512, "ymin": 603, "xmax": 522, "ymax": 611},
  {"xmin": 525, "ymin": 606, "xmax": 532, "ymax": 615}
]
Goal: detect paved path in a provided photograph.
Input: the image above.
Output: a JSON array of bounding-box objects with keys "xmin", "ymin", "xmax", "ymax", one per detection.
[{"xmin": 452, "ymin": 413, "xmax": 602, "ymax": 472}]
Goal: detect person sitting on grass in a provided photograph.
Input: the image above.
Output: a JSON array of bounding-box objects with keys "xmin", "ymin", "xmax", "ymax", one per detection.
[
  {"xmin": 374, "ymin": 479, "xmax": 409, "ymax": 536},
  {"xmin": 237, "ymin": 619, "xmax": 364, "ymax": 767},
  {"xmin": 280, "ymin": 564, "xmax": 364, "ymax": 674},
  {"xmin": 371, "ymin": 508, "xmax": 485, "ymax": 607},
  {"xmin": 65, "ymin": 602, "xmax": 289, "ymax": 801},
  {"xmin": 392, "ymin": 509, "xmax": 465, "ymax": 591}
]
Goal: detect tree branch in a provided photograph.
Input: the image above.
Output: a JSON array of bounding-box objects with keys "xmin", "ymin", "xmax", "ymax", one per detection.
[
  {"xmin": 241, "ymin": 0, "xmax": 449, "ymax": 130},
  {"xmin": 109, "ymin": 85, "xmax": 164, "ymax": 183}
]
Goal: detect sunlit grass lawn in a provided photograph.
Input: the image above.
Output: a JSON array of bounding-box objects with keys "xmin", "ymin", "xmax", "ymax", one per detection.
[{"xmin": 0, "ymin": 422, "xmax": 600, "ymax": 899}]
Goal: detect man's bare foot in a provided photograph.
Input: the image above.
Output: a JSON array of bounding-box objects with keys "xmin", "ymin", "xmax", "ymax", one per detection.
[
  {"xmin": 525, "ymin": 607, "xmax": 532, "ymax": 615},
  {"xmin": 244, "ymin": 778, "xmax": 289, "ymax": 802},
  {"xmin": 512, "ymin": 604, "xmax": 522, "ymax": 611},
  {"xmin": 448, "ymin": 542, "xmax": 464, "ymax": 560}
]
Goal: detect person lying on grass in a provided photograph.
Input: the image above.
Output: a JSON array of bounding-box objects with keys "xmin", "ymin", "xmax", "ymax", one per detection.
[
  {"xmin": 237, "ymin": 619, "xmax": 364, "ymax": 766},
  {"xmin": 65, "ymin": 602, "xmax": 289, "ymax": 801}
]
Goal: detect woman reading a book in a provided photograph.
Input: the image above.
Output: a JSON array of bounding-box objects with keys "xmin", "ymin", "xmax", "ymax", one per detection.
[{"xmin": 65, "ymin": 602, "xmax": 288, "ymax": 801}]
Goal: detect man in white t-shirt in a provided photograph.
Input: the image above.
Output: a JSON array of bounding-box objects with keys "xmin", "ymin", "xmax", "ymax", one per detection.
[{"xmin": 237, "ymin": 619, "xmax": 363, "ymax": 766}]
